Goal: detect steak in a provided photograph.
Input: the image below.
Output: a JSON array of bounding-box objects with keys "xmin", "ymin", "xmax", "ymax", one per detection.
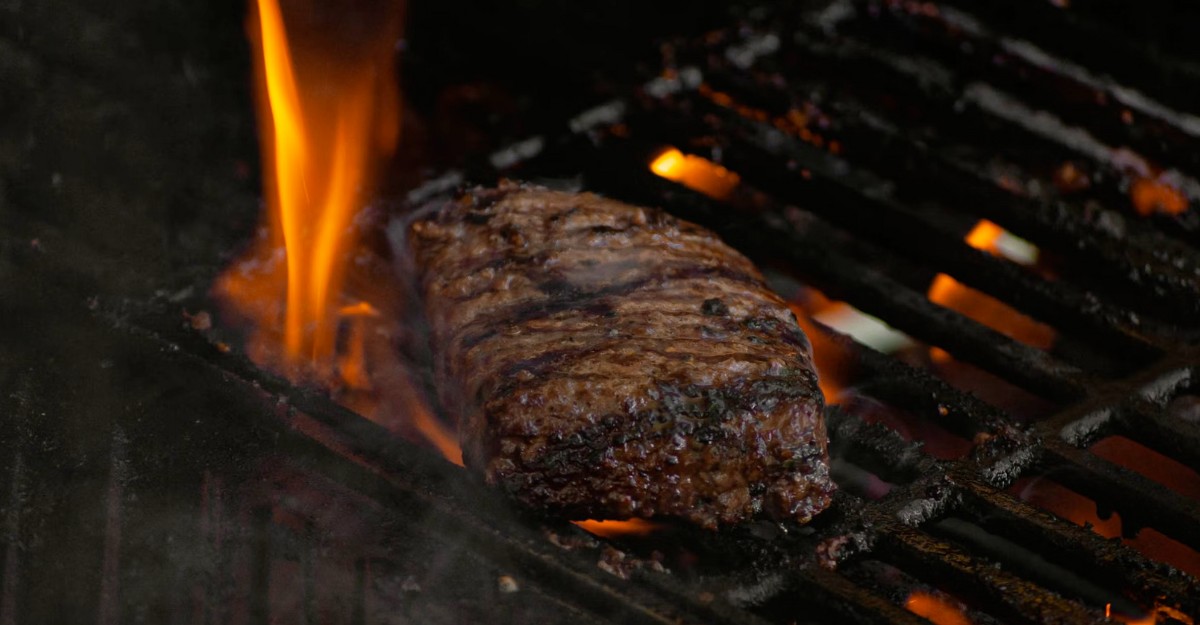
[{"xmin": 406, "ymin": 183, "xmax": 834, "ymax": 528}]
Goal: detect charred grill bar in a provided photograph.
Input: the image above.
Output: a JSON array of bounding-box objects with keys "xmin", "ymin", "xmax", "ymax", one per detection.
[{"xmin": 2, "ymin": 0, "xmax": 1200, "ymax": 623}]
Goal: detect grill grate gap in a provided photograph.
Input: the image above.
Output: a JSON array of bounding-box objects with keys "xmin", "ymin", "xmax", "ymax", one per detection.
[
  {"xmin": 927, "ymin": 516, "xmax": 1150, "ymax": 621},
  {"xmin": 727, "ymin": 10, "xmax": 1200, "ymax": 322},
  {"xmin": 1007, "ymin": 471, "xmax": 1200, "ymax": 579}
]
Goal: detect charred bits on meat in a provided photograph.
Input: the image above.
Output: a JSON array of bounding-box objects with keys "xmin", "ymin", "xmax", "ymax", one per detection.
[{"xmin": 407, "ymin": 184, "xmax": 834, "ymax": 529}]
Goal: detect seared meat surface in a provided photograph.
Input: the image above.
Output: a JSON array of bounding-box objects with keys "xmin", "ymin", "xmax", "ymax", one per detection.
[{"xmin": 407, "ymin": 184, "xmax": 833, "ymax": 528}]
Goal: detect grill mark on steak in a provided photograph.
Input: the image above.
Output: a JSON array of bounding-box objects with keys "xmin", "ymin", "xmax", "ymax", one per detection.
[
  {"xmin": 408, "ymin": 184, "xmax": 834, "ymax": 528},
  {"xmin": 455, "ymin": 311, "xmax": 815, "ymax": 383},
  {"xmin": 451, "ymin": 265, "xmax": 769, "ymax": 350},
  {"xmin": 483, "ymin": 346, "xmax": 815, "ymax": 409},
  {"xmin": 427, "ymin": 238, "xmax": 761, "ymax": 295}
]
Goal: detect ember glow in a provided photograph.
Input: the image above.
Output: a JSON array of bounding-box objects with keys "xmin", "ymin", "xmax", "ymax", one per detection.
[
  {"xmin": 1011, "ymin": 473, "xmax": 1200, "ymax": 579},
  {"xmin": 649, "ymin": 148, "xmax": 741, "ymax": 200},
  {"xmin": 787, "ymin": 297, "xmax": 859, "ymax": 404},
  {"xmin": 904, "ymin": 591, "xmax": 971, "ymax": 625},
  {"xmin": 927, "ymin": 220, "xmax": 1055, "ymax": 359},
  {"xmin": 572, "ymin": 519, "xmax": 662, "ymax": 538},
  {"xmin": 1130, "ymin": 177, "xmax": 1188, "ymax": 216},
  {"xmin": 1106, "ymin": 604, "xmax": 1156, "ymax": 625}
]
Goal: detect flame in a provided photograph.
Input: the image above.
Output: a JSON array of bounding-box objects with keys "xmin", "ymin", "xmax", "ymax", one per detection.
[
  {"xmin": 1130, "ymin": 177, "xmax": 1188, "ymax": 216},
  {"xmin": 1053, "ymin": 161, "xmax": 1090, "ymax": 193},
  {"xmin": 788, "ymin": 296, "xmax": 856, "ymax": 404},
  {"xmin": 1153, "ymin": 604, "xmax": 1194, "ymax": 625},
  {"xmin": 1104, "ymin": 603, "xmax": 1156, "ymax": 625},
  {"xmin": 332, "ymin": 325, "xmax": 464, "ymax": 466},
  {"xmin": 1013, "ymin": 473, "xmax": 1200, "ymax": 587},
  {"xmin": 1106, "ymin": 147, "xmax": 1190, "ymax": 217},
  {"xmin": 336, "ymin": 311, "xmax": 373, "ymax": 392},
  {"xmin": 904, "ymin": 592, "xmax": 972, "ymax": 625},
  {"xmin": 212, "ymin": 0, "xmax": 463, "ymax": 465},
  {"xmin": 964, "ymin": 220, "xmax": 1004, "ymax": 251},
  {"xmin": 215, "ymin": 0, "xmax": 402, "ymax": 379},
  {"xmin": 1091, "ymin": 436, "xmax": 1200, "ymax": 504},
  {"xmin": 649, "ymin": 148, "xmax": 740, "ymax": 199},
  {"xmin": 1106, "ymin": 603, "xmax": 1157, "ymax": 625},
  {"xmin": 573, "ymin": 519, "xmax": 662, "ymax": 538},
  {"xmin": 927, "ymin": 221, "xmax": 1055, "ymax": 356},
  {"xmin": 412, "ymin": 405, "xmax": 463, "ymax": 466}
]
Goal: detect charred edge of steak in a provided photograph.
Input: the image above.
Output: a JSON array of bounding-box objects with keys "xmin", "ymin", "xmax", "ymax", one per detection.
[
  {"xmin": 409, "ymin": 185, "xmax": 834, "ymax": 528},
  {"xmin": 477, "ymin": 371, "xmax": 832, "ymax": 529}
]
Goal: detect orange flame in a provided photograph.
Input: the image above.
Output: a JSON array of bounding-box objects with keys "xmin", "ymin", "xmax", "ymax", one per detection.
[
  {"xmin": 963, "ymin": 220, "xmax": 1004, "ymax": 251},
  {"xmin": 412, "ymin": 405, "xmax": 463, "ymax": 466},
  {"xmin": 1105, "ymin": 603, "xmax": 1157, "ymax": 625},
  {"xmin": 1130, "ymin": 177, "xmax": 1188, "ymax": 216},
  {"xmin": 572, "ymin": 519, "xmax": 662, "ymax": 538},
  {"xmin": 649, "ymin": 148, "xmax": 740, "ymax": 200},
  {"xmin": 216, "ymin": 0, "xmax": 402, "ymax": 379},
  {"xmin": 927, "ymin": 221, "xmax": 1055, "ymax": 359},
  {"xmin": 1153, "ymin": 604, "xmax": 1194, "ymax": 625},
  {"xmin": 335, "ymin": 311, "xmax": 373, "ymax": 392},
  {"xmin": 904, "ymin": 592, "xmax": 972, "ymax": 625},
  {"xmin": 1012, "ymin": 472, "xmax": 1200, "ymax": 591},
  {"xmin": 212, "ymin": 1, "xmax": 463, "ymax": 465},
  {"xmin": 788, "ymin": 299, "xmax": 855, "ymax": 403}
]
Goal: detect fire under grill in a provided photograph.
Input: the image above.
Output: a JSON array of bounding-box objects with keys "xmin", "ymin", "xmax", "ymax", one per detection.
[{"xmin": 3, "ymin": 0, "xmax": 1200, "ymax": 624}]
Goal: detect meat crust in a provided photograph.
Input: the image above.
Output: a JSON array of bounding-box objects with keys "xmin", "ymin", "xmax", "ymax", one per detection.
[{"xmin": 407, "ymin": 183, "xmax": 834, "ymax": 528}]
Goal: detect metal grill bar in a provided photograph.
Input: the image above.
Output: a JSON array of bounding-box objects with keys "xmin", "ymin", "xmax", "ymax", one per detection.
[
  {"xmin": 1042, "ymin": 441, "xmax": 1200, "ymax": 553},
  {"xmin": 935, "ymin": 0, "xmax": 1200, "ymax": 113},
  {"xmin": 854, "ymin": 5, "xmax": 1200, "ymax": 177},
  {"xmin": 675, "ymin": 96, "xmax": 1166, "ymax": 354},
  {"xmin": 826, "ymin": 408, "xmax": 938, "ymax": 483},
  {"xmin": 878, "ymin": 525, "xmax": 1107, "ymax": 625},
  {"xmin": 744, "ymin": 25, "xmax": 1200, "ymax": 318},
  {"xmin": 583, "ymin": 154, "xmax": 1092, "ymax": 400},
  {"xmin": 957, "ymin": 484, "xmax": 1200, "ymax": 615},
  {"xmin": 811, "ymin": 324, "xmax": 1022, "ymax": 440},
  {"xmin": 1117, "ymin": 398, "xmax": 1200, "ymax": 472},
  {"xmin": 792, "ymin": 567, "xmax": 935, "ymax": 625}
]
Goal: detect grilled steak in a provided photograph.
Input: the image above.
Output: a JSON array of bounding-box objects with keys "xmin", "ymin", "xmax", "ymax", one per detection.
[{"xmin": 407, "ymin": 183, "xmax": 834, "ymax": 528}]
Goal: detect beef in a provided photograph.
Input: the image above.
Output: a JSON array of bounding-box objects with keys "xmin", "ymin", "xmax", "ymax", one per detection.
[{"xmin": 406, "ymin": 183, "xmax": 834, "ymax": 528}]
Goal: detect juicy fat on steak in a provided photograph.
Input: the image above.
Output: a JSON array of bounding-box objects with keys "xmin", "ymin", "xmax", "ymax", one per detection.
[{"xmin": 407, "ymin": 184, "xmax": 834, "ymax": 528}]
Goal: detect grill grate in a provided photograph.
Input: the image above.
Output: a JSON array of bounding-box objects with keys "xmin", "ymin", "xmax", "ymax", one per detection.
[{"xmin": 404, "ymin": 1, "xmax": 1200, "ymax": 622}]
